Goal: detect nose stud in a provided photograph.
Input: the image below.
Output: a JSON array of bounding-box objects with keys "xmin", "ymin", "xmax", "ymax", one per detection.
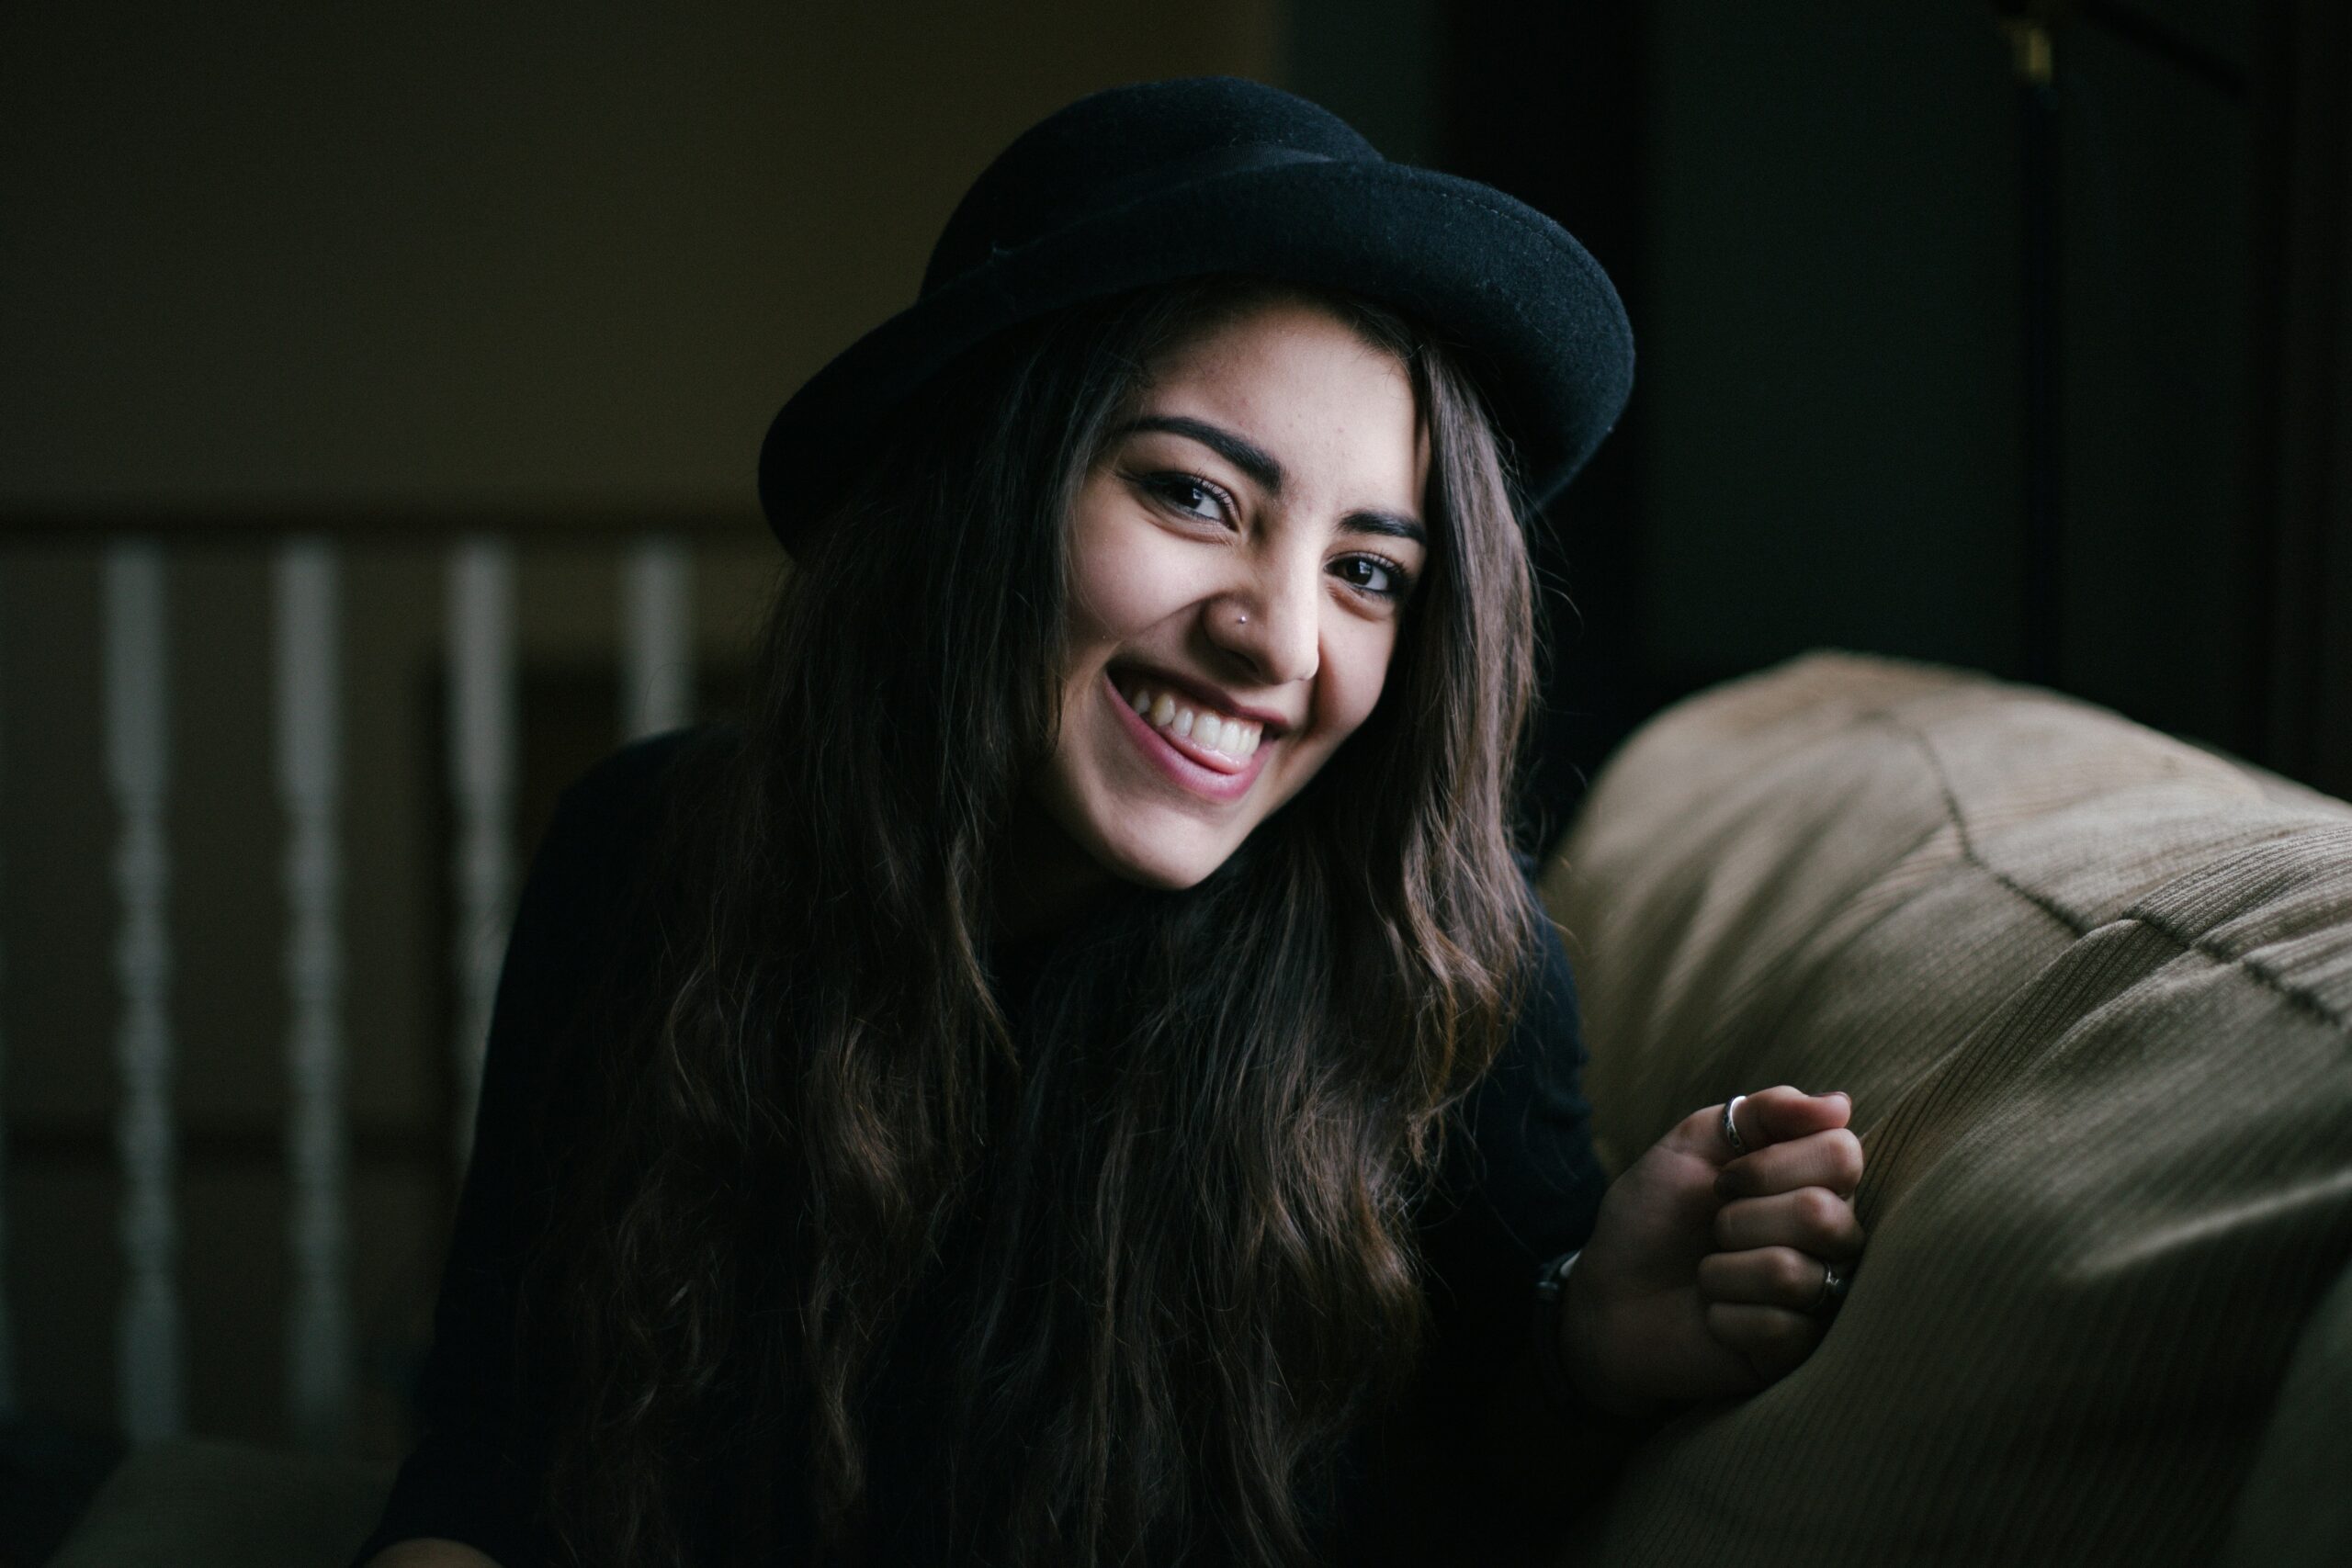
[{"xmin": 1233, "ymin": 608, "xmax": 1249, "ymax": 627}]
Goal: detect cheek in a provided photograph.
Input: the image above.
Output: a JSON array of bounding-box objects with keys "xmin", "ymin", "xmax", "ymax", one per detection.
[
  {"xmin": 1065, "ymin": 495, "xmax": 1193, "ymax": 647},
  {"xmin": 1307, "ymin": 622, "xmax": 1401, "ymax": 749}
]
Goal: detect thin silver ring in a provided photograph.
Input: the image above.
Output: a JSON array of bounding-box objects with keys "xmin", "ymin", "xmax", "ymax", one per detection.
[
  {"xmin": 1721, "ymin": 1093, "xmax": 1749, "ymax": 1156},
  {"xmin": 1811, "ymin": 1261, "xmax": 1849, "ymax": 1315}
]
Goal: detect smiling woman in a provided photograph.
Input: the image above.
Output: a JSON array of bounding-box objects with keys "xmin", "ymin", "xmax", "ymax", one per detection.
[{"xmin": 355, "ymin": 78, "xmax": 1869, "ymax": 1568}]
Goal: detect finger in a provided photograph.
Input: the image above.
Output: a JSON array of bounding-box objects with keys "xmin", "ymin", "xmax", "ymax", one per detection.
[
  {"xmin": 1664, "ymin": 1087, "xmax": 1850, "ymax": 1168},
  {"xmin": 1716, "ymin": 1127, "xmax": 1866, "ymax": 1201},
  {"xmin": 1713, "ymin": 1188, "xmax": 1867, "ymax": 1258},
  {"xmin": 1697, "ymin": 1246, "xmax": 1842, "ymax": 1312},
  {"xmin": 1706, "ymin": 1301, "xmax": 1823, "ymax": 1384},
  {"xmin": 1737, "ymin": 1086, "xmax": 1852, "ymax": 1149}
]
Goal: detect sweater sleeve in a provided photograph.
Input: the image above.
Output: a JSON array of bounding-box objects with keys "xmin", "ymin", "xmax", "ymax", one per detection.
[
  {"xmin": 352, "ymin": 729, "xmax": 711, "ymax": 1567},
  {"xmin": 1323, "ymin": 874, "xmax": 1613, "ymax": 1563},
  {"xmin": 1415, "ymin": 874, "xmax": 1609, "ymax": 1396}
]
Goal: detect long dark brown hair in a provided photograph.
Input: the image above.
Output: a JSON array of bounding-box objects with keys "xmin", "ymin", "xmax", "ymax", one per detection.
[{"xmin": 522, "ymin": 276, "xmax": 1543, "ymax": 1567}]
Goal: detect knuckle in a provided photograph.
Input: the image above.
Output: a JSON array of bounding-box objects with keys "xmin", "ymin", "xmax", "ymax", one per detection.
[
  {"xmin": 1803, "ymin": 1186, "xmax": 1847, "ymax": 1231},
  {"xmin": 1830, "ymin": 1130, "xmax": 1865, "ymax": 1184},
  {"xmin": 1773, "ymin": 1249, "xmax": 1813, "ymax": 1295}
]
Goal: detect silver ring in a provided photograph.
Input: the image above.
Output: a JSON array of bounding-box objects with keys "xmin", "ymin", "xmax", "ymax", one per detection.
[
  {"xmin": 1720, "ymin": 1093, "xmax": 1749, "ymax": 1156},
  {"xmin": 1811, "ymin": 1262, "xmax": 1849, "ymax": 1315}
]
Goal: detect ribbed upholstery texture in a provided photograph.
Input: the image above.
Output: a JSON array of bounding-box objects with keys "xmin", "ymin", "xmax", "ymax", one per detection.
[{"xmin": 1540, "ymin": 650, "xmax": 2352, "ymax": 1568}]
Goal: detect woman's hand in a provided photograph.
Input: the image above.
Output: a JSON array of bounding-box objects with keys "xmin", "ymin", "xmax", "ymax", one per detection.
[{"xmin": 1557, "ymin": 1087, "xmax": 1864, "ymax": 1417}]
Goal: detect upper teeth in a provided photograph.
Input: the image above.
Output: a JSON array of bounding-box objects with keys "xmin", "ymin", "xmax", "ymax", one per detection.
[{"xmin": 1123, "ymin": 681, "xmax": 1263, "ymax": 757}]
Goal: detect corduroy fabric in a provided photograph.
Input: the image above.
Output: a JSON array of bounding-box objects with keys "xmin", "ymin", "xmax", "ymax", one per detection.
[{"xmin": 1540, "ymin": 650, "xmax": 2352, "ymax": 1567}]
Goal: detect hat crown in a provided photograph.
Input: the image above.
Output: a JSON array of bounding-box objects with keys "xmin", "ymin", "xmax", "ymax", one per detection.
[{"xmin": 921, "ymin": 77, "xmax": 1383, "ymax": 299}]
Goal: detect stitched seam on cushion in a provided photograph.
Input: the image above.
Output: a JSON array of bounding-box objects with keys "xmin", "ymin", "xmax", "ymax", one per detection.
[
  {"xmin": 1872, "ymin": 709, "xmax": 2098, "ymax": 939},
  {"xmin": 1747, "ymin": 811, "xmax": 2072, "ymax": 1054},
  {"xmin": 2108, "ymin": 912, "xmax": 2347, "ymax": 1033},
  {"xmin": 1882, "ymin": 710, "xmax": 2351, "ymax": 1038}
]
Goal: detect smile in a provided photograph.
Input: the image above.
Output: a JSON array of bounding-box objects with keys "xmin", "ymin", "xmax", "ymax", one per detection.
[
  {"xmin": 1103, "ymin": 671, "xmax": 1274, "ymax": 802},
  {"xmin": 1119, "ymin": 676, "xmax": 1263, "ymax": 758}
]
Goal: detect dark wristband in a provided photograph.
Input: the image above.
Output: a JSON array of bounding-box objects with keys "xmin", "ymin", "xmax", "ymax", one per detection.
[{"xmin": 1530, "ymin": 1248, "xmax": 1584, "ymax": 1416}]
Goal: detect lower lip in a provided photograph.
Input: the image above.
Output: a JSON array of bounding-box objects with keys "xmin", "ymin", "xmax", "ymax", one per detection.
[{"xmin": 1105, "ymin": 671, "xmax": 1273, "ymax": 804}]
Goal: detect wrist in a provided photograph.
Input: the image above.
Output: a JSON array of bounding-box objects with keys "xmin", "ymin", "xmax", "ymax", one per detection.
[{"xmin": 1556, "ymin": 1256, "xmax": 1675, "ymax": 1424}]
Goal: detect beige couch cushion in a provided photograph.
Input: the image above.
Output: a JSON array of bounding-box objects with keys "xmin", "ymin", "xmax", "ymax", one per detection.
[{"xmin": 1542, "ymin": 650, "xmax": 2352, "ymax": 1568}]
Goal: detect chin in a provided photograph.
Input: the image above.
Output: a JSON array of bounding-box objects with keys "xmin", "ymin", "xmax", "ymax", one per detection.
[{"xmin": 1088, "ymin": 818, "xmax": 1236, "ymax": 892}]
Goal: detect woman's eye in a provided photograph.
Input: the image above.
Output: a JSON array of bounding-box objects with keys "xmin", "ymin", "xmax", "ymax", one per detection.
[
  {"xmin": 1333, "ymin": 555, "xmax": 1408, "ymax": 598},
  {"xmin": 1140, "ymin": 472, "xmax": 1234, "ymax": 525}
]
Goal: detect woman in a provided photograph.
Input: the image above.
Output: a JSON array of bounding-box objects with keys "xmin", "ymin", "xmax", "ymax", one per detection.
[{"xmin": 358, "ymin": 78, "xmax": 1865, "ymax": 1568}]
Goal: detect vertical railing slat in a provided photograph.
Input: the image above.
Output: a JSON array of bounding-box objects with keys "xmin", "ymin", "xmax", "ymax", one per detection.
[
  {"xmin": 447, "ymin": 539, "xmax": 516, "ymax": 1170},
  {"xmin": 106, "ymin": 541, "xmax": 181, "ymax": 1442},
  {"xmin": 621, "ymin": 535, "xmax": 695, "ymax": 740},
  {"xmin": 277, "ymin": 539, "xmax": 350, "ymax": 1449},
  {"xmin": 0, "ymin": 567, "xmax": 13, "ymax": 1414}
]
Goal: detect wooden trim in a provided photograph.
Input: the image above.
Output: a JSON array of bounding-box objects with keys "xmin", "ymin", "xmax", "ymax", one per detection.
[
  {"xmin": 0, "ymin": 505, "xmax": 770, "ymax": 545},
  {"xmin": 7, "ymin": 1117, "xmax": 449, "ymax": 1171}
]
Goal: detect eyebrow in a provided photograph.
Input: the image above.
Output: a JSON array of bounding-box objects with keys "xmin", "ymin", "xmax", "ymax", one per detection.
[{"xmin": 1111, "ymin": 413, "xmax": 1429, "ymax": 547}]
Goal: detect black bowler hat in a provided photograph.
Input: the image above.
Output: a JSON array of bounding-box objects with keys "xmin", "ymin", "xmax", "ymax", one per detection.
[{"xmin": 758, "ymin": 75, "xmax": 1634, "ymax": 551}]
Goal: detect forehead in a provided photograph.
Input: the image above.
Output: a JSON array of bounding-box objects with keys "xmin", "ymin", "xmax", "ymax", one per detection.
[{"xmin": 1127, "ymin": 298, "xmax": 1430, "ymax": 500}]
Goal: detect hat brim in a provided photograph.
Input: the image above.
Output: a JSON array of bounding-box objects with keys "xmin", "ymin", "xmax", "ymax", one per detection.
[{"xmin": 759, "ymin": 158, "xmax": 1633, "ymax": 548}]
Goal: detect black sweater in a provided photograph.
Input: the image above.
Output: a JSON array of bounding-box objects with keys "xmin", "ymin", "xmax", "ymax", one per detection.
[{"xmin": 355, "ymin": 728, "xmax": 1611, "ymax": 1566}]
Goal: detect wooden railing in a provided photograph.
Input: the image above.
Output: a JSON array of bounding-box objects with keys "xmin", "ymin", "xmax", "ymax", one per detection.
[{"xmin": 0, "ymin": 509, "xmax": 768, "ymax": 1452}]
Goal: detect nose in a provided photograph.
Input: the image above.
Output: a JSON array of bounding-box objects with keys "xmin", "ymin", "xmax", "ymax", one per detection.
[{"xmin": 1204, "ymin": 547, "xmax": 1319, "ymax": 688}]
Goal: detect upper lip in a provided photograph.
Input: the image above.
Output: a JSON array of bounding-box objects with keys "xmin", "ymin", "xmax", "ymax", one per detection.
[{"xmin": 1114, "ymin": 661, "xmax": 1295, "ymax": 738}]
